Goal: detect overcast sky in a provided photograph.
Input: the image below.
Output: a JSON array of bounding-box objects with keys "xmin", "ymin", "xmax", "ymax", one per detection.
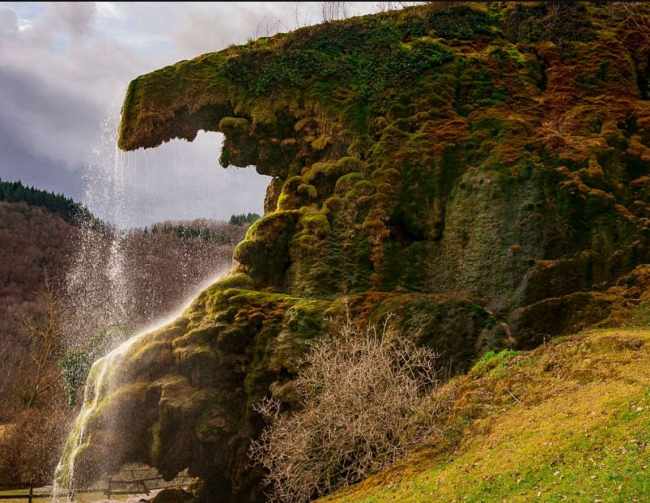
[{"xmin": 0, "ymin": 2, "xmax": 384, "ymax": 227}]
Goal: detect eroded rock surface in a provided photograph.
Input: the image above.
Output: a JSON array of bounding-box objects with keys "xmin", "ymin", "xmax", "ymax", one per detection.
[{"xmin": 60, "ymin": 3, "xmax": 650, "ymax": 501}]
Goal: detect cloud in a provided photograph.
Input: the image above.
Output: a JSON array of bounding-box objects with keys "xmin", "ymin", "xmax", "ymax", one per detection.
[
  {"xmin": 0, "ymin": 65, "xmax": 102, "ymax": 168},
  {"xmin": 0, "ymin": 121, "xmax": 85, "ymax": 200},
  {"xmin": 0, "ymin": 1, "xmax": 384, "ymax": 227},
  {"xmin": 0, "ymin": 6, "xmax": 17, "ymax": 36},
  {"xmin": 48, "ymin": 2, "xmax": 97, "ymax": 37}
]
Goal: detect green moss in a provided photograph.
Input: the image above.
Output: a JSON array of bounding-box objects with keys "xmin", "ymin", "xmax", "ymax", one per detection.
[
  {"xmin": 103, "ymin": 4, "xmax": 650, "ymax": 498},
  {"xmin": 504, "ymin": 2, "xmax": 595, "ymax": 44},
  {"xmin": 218, "ymin": 116, "xmax": 249, "ymax": 132},
  {"xmin": 300, "ymin": 211, "xmax": 330, "ymax": 235},
  {"xmin": 470, "ymin": 349, "xmax": 520, "ymax": 377},
  {"xmin": 211, "ymin": 272, "xmax": 255, "ymax": 291},
  {"xmin": 311, "ymin": 135, "xmax": 330, "ymax": 150},
  {"xmin": 234, "ymin": 210, "xmax": 300, "ymax": 287},
  {"xmin": 304, "ymin": 157, "xmax": 364, "ymax": 197},
  {"xmin": 427, "ymin": 4, "xmax": 497, "ymax": 39},
  {"xmin": 297, "ymin": 183, "xmax": 318, "ymax": 200},
  {"xmin": 347, "ymin": 180, "xmax": 375, "ymax": 200},
  {"xmin": 334, "ymin": 172, "xmax": 365, "ymax": 194}
]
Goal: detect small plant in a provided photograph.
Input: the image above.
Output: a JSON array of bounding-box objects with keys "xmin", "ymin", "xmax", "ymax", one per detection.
[
  {"xmin": 59, "ymin": 350, "xmax": 91, "ymax": 407},
  {"xmin": 250, "ymin": 315, "xmax": 445, "ymax": 503},
  {"xmin": 59, "ymin": 324, "xmax": 128, "ymax": 407}
]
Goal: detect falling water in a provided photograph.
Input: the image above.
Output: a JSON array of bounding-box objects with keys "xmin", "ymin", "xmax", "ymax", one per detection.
[
  {"xmin": 52, "ymin": 109, "xmax": 238, "ymax": 500},
  {"xmin": 51, "ymin": 109, "xmax": 132, "ymax": 502},
  {"xmin": 52, "ymin": 268, "xmax": 228, "ymax": 501},
  {"xmin": 63, "ymin": 112, "xmax": 131, "ymax": 350}
]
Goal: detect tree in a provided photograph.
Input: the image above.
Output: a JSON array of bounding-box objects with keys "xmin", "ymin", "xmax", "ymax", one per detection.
[
  {"xmin": 320, "ymin": 2, "xmax": 348, "ymax": 22},
  {"xmin": 229, "ymin": 212, "xmax": 261, "ymax": 226},
  {"xmin": 0, "ymin": 178, "xmax": 95, "ymax": 226},
  {"xmin": 17, "ymin": 288, "xmax": 64, "ymax": 409}
]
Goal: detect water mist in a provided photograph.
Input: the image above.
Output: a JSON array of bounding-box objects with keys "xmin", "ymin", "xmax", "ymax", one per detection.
[{"xmin": 51, "ymin": 111, "xmax": 236, "ymax": 500}]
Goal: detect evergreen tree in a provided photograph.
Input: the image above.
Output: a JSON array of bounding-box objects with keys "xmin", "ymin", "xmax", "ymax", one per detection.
[{"xmin": 0, "ymin": 178, "xmax": 97, "ymax": 226}]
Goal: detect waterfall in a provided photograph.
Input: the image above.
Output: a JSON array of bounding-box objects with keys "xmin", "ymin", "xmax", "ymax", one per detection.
[
  {"xmin": 51, "ymin": 102, "xmax": 254, "ymax": 500},
  {"xmin": 63, "ymin": 112, "xmax": 131, "ymax": 355},
  {"xmin": 52, "ymin": 109, "xmax": 234, "ymax": 500},
  {"xmin": 52, "ymin": 269, "xmax": 228, "ymax": 501},
  {"xmin": 51, "ymin": 109, "xmax": 131, "ymax": 501}
]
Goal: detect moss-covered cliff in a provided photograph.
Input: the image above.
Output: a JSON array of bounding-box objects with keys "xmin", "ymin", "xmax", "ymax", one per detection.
[{"xmin": 59, "ymin": 2, "xmax": 650, "ymax": 502}]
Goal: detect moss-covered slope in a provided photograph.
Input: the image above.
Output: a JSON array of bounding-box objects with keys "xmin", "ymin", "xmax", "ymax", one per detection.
[
  {"xmin": 322, "ymin": 307, "xmax": 650, "ymax": 502},
  {"xmin": 62, "ymin": 2, "xmax": 650, "ymax": 501}
]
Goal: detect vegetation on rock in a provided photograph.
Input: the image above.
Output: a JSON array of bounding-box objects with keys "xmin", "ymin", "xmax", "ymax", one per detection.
[{"xmin": 62, "ymin": 2, "xmax": 650, "ymax": 502}]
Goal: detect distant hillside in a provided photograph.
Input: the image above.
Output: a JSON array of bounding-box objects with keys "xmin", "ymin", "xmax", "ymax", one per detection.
[
  {"xmin": 147, "ymin": 218, "xmax": 246, "ymax": 245},
  {"xmin": 0, "ymin": 201, "xmax": 79, "ymax": 410},
  {"xmin": 0, "ymin": 196, "xmax": 249, "ymax": 422},
  {"xmin": 0, "ymin": 179, "xmax": 93, "ymax": 225}
]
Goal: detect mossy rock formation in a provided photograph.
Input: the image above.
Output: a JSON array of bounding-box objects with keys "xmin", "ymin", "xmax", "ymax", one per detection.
[{"xmin": 60, "ymin": 2, "xmax": 650, "ymax": 502}]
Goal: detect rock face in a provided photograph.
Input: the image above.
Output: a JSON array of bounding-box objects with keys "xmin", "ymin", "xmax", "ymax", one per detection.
[{"xmin": 59, "ymin": 3, "xmax": 650, "ymax": 502}]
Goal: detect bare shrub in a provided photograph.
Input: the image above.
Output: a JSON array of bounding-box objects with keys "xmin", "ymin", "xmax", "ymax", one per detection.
[
  {"xmin": 250, "ymin": 316, "xmax": 446, "ymax": 503},
  {"xmin": 0, "ymin": 286, "xmax": 70, "ymax": 485},
  {"xmin": 320, "ymin": 2, "xmax": 348, "ymax": 23}
]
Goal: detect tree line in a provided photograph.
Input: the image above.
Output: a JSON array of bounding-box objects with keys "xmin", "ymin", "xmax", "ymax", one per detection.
[
  {"xmin": 0, "ymin": 179, "xmax": 94, "ymax": 225},
  {"xmin": 229, "ymin": 212, "xmax": 261, "ymax": 226}
]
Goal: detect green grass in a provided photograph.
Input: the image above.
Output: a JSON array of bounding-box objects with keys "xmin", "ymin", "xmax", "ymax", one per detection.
[
  {"xmin": 470, "ymin": 348, "xmax": 520, "ymax": 377},
  {"xmin": 324, "ymin": 329, "xmax": 650, "ymax": 502}
]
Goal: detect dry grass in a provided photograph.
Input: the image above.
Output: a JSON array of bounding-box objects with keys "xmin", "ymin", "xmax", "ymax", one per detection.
[{"xmin": 323, "ymin": 328, "xmax": 650, "ymax": 502}]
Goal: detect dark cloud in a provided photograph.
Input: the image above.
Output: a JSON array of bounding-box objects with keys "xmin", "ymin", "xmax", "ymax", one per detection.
[
  {"xmin": 0, "ymin": 122, "xmax": 84, "ymax": 200},
  {"xmin": 0, "ymin": 65, "xmax": 101, "ymax": 166}
]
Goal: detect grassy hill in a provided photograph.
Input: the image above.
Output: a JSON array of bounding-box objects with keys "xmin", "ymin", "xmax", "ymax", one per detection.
[{"xmin": 324, "ymin": 324, "xmax": 650, "ymax": 502}]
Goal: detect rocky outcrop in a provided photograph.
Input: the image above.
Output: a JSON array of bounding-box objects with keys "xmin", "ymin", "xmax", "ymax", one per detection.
[{"xmin": 59, "ymin": 2, "xmax": 650, "ymax": 501}]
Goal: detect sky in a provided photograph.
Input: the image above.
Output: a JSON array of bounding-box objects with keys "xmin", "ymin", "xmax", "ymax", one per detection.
[{"xmin": 0, "ymin": 2, "xmax": 387, "ymax": 226}]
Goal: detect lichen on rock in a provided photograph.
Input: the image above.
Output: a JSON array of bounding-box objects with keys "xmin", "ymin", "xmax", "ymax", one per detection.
[{"xmin": 61, "ymin": 2, "xmax": 650, "ymax": 501}]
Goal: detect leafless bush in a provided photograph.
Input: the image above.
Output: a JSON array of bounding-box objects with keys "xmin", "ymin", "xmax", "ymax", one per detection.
[
  {"xmin": 320, "ymin": 2, "xmax": 348, "ymax": 23},
  {"xmin": 376, "ymin": 2, "xmax": 427, "ymax": 13},
  {"xmin": 607, "ymin": 2, "xmax": 650, "ymax": 31},
  {"xmin": 0, "ymin": 285, "xmax": 70, "ymax": 485},
  {"xmin": 250, "ymin": 316, "xmax": 446, "ymax": 503}
]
